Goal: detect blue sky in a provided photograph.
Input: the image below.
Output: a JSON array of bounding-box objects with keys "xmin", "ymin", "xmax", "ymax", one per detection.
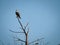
[{"xmin": 0, "ymin": 0, "xmax": 60, "ymax": 45}]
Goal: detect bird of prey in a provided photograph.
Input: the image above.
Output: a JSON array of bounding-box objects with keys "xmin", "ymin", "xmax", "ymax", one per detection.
[{"xmin": 15, "ymin": 10, "xmax": 21, "ymax": 19}]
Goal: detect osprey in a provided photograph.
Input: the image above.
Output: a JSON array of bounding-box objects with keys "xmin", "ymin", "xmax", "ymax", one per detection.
[{"xmin": 15, "ymin": 10, "xmax": 21, "ymax": 19}]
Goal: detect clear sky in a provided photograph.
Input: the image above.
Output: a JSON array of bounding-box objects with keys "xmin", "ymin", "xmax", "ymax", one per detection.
[{"xmin": 0, "ymin": 0, "xmax": 60, "ymax": 45}]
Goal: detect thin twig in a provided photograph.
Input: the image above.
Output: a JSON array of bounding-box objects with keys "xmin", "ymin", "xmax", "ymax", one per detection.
[
  {"xmin": 27, "ymin": 28, "xmax": 29, "ymax": 34},
  {"xmin": 24, "ymin": 22, "xmax": 29, "ymax": 30},
  {"xmin": 28, "ymin": 38, "xmax": 44, "ymax": 45},
  {"xmin": 13, "ymin": 37, "xmax": 25, "ymax": 42},
  {"xmin": 9, "ymin": 29, "xmax": 24, "ymax": 33}
]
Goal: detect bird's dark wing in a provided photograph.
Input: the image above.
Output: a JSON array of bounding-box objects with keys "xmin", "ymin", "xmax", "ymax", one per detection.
[{"xmin": 15, "ymin": 11, "xmax": 21, "ymax": 19}]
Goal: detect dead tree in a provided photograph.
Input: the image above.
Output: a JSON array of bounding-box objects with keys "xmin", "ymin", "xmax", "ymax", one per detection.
[
  {"xmin": 10, "ymin": 10, "xmax": 45, "ymax": 45},
  {"xmin": 10, "ymin": 10, "xmax": 29, "ymax": 45},
  {"xmin": 16, "ymin": 14, "xmax": 29, "ymax": 45}
]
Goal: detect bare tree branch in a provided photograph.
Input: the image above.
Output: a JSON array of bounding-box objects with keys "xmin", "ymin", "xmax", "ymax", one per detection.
[
  {"xmin": 28, "ymin": 38, "xmax": 44, "ymax": 45},
  {"xmin": 17, "ymin": 18, "xmax": 26, "ymax": 35},
  {"xmin": 9, "ymin": 29, "xmax": 24, "ymax": 33},
  {"xmin": 24, "ymin": 22, "xmax": 29, "ymax": 30},
  {"xmin": 13, "ymin": 37, "xmax": 25, "ymax": 42},
  {"xmin": 16, "ymin": 38, "xmax": 25, "ymax": 42},
  {"xmin": 27, "ymin": 28, "xmax": 29, "ymax": 34}
]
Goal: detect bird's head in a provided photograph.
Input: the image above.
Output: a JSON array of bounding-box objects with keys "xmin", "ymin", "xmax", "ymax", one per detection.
[{"xmin": 16, "ymin": 9, "xmax": 19, "ymax": 12}]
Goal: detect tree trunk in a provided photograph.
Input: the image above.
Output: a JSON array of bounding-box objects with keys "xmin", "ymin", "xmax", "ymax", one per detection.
[{"xmin": 25, "ymin": 33, "xmax": 28, "ymax": 45}]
